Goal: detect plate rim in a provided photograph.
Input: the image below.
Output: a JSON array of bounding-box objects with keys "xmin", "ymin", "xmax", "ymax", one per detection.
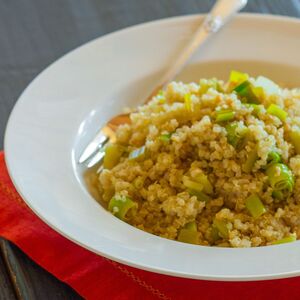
[{"xmin": 5, "ymin": 13, "xmax": 300, "ymax": 281}]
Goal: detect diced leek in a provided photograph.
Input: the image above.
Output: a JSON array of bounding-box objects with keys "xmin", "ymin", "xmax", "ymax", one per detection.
[
  {"xmin": 255, "ymin": 76, "xmax": 281, "ymax": 96},
  {"xmin": 216, "ymin": 110, "xmax": 235, "ymax": 122},
  {"xmin": 229, "ymin": 70, "xmax": 249, "ymax": 85},
  {"xmin": 157, "ymin": 90, "xmax": 166, "ymax": 104},
  {"xmin": 272, "ymin": 234, "xmax": 296, "ymax": 245},
  {"xmin": 213, "ymin": 219, "xmax": 229, "ymax": 239},
  {"xmin": 211, "ymin": 226, "xmax": 221, "ymax": 242},
  {"xmin": 188, "ymin": 189, "xmax": 211, "ymax": 202},
  {"xmin": 267, "ymin": 104, "xmax": 287, "ymax": 121},
  {"xmin": 108, "ymin": 195, "xmax": 138, "ymax": 220},
  {"xmin": 185, "ymin": 221, "xmax": 197, "ymax": 231},
  {"xmin": 289, "ymin": 129, "xmax": 300, "ymax": 155},
  {"xmin": 242, "ymin": 149, "xmax": 258, "ymax": 173},
  {"xmin": 103, "ymin": 144, "xmax": 123, "ymax": 169},
  {"xmin": 226, "ymin": 122, "xmax": 249, "ymax": 150},
  {"xmin": 129, "ymin": 146, "xmax": 146, "ymax": 161},
  {"xmin": 245, "ymin": 103, "xmax": 262, "ymax": 116},
  {"xmin": 178, "ymin": 221, "xmax": 199, "ymax": 244},
  {"xmin": 272, "ymin": 190, "xmax": 286, "ymax": 202},
  {"xmin": 264, "ymin": 151, "xmax": 282, "ymax": 169},
  {"xmin": 245, "ymin": 194, "xmax": 266, "ymax": 218},
  {"xmin": 268, "ymin": 151, "xmax": 281, "ymax": 163},
  {"xmin": 159, "ymin": 133, "xmax": 172, "ymax": 142},
  {"xmin": 266, "ymin": 163, "xmax": 294, "ymax": 192},
  {"xmin": 194, "ymin": 173, "xmax": 213, "ymax": 194},
  {"xmin": 234, "ymin": 81, "xmax": 260, "ymax": 104},
  {"xmin": 184, "ymin": 93, "xmax": 193, "ymax": 112},
  {"xmin": 183, "ymin": 177, "xmax": 203, "ymax": 193}
]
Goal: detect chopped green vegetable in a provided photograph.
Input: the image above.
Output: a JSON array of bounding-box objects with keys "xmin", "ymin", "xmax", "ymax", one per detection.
[
  {"xmin": 245, "ymin": 103, "xmax": 262, "ymax": 116},
  {"xmin": 103, "ymin": 144, "xmax": 123, "ymax": 169},
  {"xmin": 289, "ymin": 129, "xmax": 300, "ymax": 154},
  {"xmin": 216, "ymin": 110, "xmax": 235, "ymax": 122},
  {"xmin": 264, "ymin": 151, "xmax": 282, "ymax": 169},
  {"xmin": 188, "ymin": 189, "xmax": 211, "ymax": 202},
  {"xmin": 229, "ymin": 70, "xmax": 249, "ymax": 85},
  {"xmin": 234, "ymin": 80, "xmax": 260, "ymax": 104},
  {"xmin": 213, "ymin": 219, "xmax": 229, "ymax": 239},
  {"xmin": 156, "ymin": 90, "xmax": 166, "ymax": 104},
  {"xmin": 267, "ymin": 104, "xmax": 287, "ymax": 121},
  {"xmin": 178, "ymin": 221, "xmax": 199, "ymax": 244},
  {"xmin": 245, "ymin": 194, "xmax": 266, "ymax": 218},
  {"xmin": 226, "ymin": 122, "xmax": 249, "ymax": 150},
  {"xmin": 108, "ymin": 195, "xmax": 137, "ymax": 220},
  {"xmin": 194, "ymin": 173, "xmax": 213, "ymax": 194},
  {"xmin": 242, "ymin": 149, "xmax": 258, "ymax": 173},
  {"xmin": 266, "ymin": 163, "xmax": 294, "ymax": 192},
  {"xmin": 272, "ymin": 190, "xmax": 287, "ymax": 202},
  {"xmin": 272, "ymin": 234, "xmax": 296, "ymax": 245},
  {"xmin": 159, "ymin": 133, "xmax": 172, "ymax": 142},
  {"xmin": 129, "ymin": 146, "xmax": 146, "ymax": 161},
  {"xmin": 183, "ymin": 177, "xmax": 203, "ymax": 193},
  {"xmin": 211, "ymin": 226, "xmax": 221, "ymax": 242},
  {"xmin": 184, "ymin": 93, "xmax": 193, "ymax": 112}
]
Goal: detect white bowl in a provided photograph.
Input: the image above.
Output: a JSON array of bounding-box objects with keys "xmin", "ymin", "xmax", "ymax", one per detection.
[{"xmin": 5, "ymin": 14, "xmax": 300, "ymax": 281}]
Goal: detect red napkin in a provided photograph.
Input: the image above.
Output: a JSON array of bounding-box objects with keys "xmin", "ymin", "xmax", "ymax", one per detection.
[{"xmin": 0, "ymin": 151, "xmax": 299, "ymax": 300}]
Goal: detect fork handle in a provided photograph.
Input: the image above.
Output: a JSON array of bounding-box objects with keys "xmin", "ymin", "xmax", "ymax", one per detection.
[{"xmin": 146, "ymin": 0, "xmax": 248, "ymax": 102}]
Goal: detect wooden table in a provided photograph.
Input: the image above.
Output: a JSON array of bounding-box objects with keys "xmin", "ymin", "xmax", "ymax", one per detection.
[{"xmin": 0, "ymin": 0, "xmax": 299, "ymax": 298}]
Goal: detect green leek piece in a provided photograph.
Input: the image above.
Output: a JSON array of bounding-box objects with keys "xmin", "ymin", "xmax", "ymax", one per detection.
[
  {"xmin": 183, "ymin": 177, "xmax": 203, "ymax": 193},
  {"xmin": 289, "ymin": 130, "xmax": 300, "ymax": 155},
  {"xmin": 103, "ymin": 144, "xmax": 123, "ymax": 169},
  {"xmin": 267, "ymin": 104, "xmax": 287, "ymax": 121},
  {"xmin": 264, "ymin": 151, "xmax": 282, "ymax": 169},
  {"xmin": 226, "ymin": 122, "xmax": 249, "ymax": 150},
  {"xmin": 255, "ymin": 76, "xmax": 281, "ymax": 96},
  {"xmin": 184, "ymin": 93, "xmax": 193, "ymax": 112},
  {"xmin": 213, "ymin": 219, "xmax": 229, "ymax": 239},
  {"xmin": 129, "ymin": 146, "xmax": 146, "ymax": 161},
  {"xmin": 229, "ymin": 70, "xmax": 249, "ymax": 85},
  {"xmin": 234, "ymin": 80, "xmax": 260, "ymax": 104},
  {"xmin": 159, "ymin": 133, "xmax": 172, "ymax": 142},
  {"xmin": 272, "ymin": 190, "xmax": 287, "ymax": 202},
  {"xmin": 194, "ymin": 173, "xmax": 213, "ymax": 194},
  {"xmin": 245, "ymin": 103, "xmax": 262, "ymax": 116},
  {"xmin": 216, "ymin": 110, "xmax": 235, "ymax": 122},
  {"xmin": 188, "ymin": 189, "xmax": 211, "ymax": 202},
  {"xmin": 245, "ymin": 194, "xmax": 266, "ymax": 218},
  {"xmin": 266, "ymin": 163, "xmax": 294, "ymax": 192},
  {"xmin": 211, "ymin": 226, "xmax": 221, "ymax": 242},
  {"xmin": 272, "ymin": 234, "xmax": 296, "ymax": 245},
  {"xmin": 157, "ymin": 90, "xmax": 166, "ymax": 103},
  {"xmin": 108, "ymin": 195, "xmax": 138, "ymax": 220},
  {"xmin": 242, "ymin": 149, "xmax": 258, "ymax": 173},
  {"xmin": 178, "ymin": 221, "xmax": 199, "ymax": 244}
]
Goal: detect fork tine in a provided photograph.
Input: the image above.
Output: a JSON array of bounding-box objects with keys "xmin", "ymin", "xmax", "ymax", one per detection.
[
  {"xmin": 79, "ymin": 130, "xmax": 108, "ymax": 163},
  {"xmin": 86, "ymin": 150, "xmax": 106, "ymax": 168}
]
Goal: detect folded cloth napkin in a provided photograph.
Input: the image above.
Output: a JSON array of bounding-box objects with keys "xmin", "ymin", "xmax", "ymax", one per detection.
[{"xmin": 0, "ymin": 151, "xmax": 299, "ymax": 300}]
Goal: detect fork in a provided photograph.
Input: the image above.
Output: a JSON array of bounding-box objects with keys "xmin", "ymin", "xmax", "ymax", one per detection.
[{"xmin": 79, "ymin": 0, "xmax": 248, "ymax": 168}]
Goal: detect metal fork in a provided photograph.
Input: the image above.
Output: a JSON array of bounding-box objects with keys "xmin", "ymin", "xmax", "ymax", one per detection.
[{"xmin": 79, "ymin": 0, "xmax": 248, "ymax": 168}]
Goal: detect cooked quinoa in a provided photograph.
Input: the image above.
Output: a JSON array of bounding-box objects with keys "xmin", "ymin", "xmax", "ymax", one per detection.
[{"xmin": 95, "ymin": 71, "xmax": 300, "ymax": 248}]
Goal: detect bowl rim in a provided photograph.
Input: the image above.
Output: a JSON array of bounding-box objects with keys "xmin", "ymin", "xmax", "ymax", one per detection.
[{"xmin": 5, "ymin": 13, "xmax": 300, "ymax": 281}]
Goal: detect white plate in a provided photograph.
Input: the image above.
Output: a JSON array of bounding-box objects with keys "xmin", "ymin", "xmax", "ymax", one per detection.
[{"xmin": 5, "ymin": 14, "xmax": 300, "ymax": 281}]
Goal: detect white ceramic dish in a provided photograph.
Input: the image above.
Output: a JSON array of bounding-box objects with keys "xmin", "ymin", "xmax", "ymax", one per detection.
[{"xmin": 5, "ymin": 14, "xmax": 300, "ymax": 281}]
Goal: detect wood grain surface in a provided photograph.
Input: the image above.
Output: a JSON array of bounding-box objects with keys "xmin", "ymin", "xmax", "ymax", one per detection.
[{"xmin": 0, "ymin": 0, "xmax": 299, "ymax": 299}]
